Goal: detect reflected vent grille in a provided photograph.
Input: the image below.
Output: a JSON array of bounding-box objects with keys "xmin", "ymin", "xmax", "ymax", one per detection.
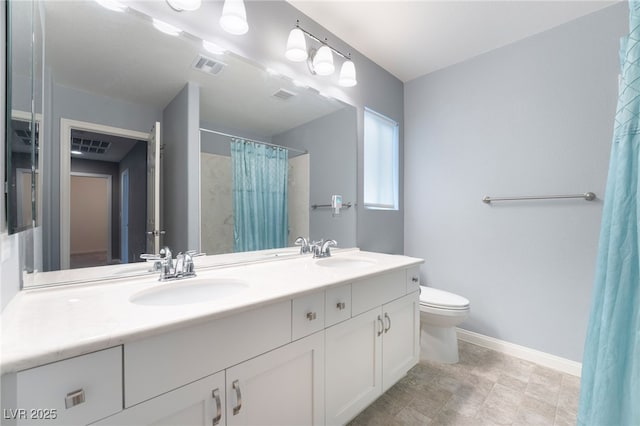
[
  {"xmin": 71, "ymin": 137, "xmax": 111, "ymax": 154},
  {"xmin": 193, "ymin": 55, "xmax": 227, "ymax": 75},
  {"xmin": 272, "ymin": 89, "xmax": 296, "ymax": 101}
]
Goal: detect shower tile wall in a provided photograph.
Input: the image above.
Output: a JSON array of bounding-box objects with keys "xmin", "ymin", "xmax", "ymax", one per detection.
[
  {"xmin": 200, "ymin": 152, "xmax": 309, "ymax": 254},
  {"xmin": 201, "ymin": 153, "xmax": 233, "ymax": 255}
]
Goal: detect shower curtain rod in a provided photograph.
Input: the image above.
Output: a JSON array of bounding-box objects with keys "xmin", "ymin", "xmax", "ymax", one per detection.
[{"xmin": 199, "ymin": 128, "xmax": 308, "ymax": 155}]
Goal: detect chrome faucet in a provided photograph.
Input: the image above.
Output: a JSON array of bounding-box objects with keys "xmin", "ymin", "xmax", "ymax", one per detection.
[
  {"xmin": 312, "ymin": 239, "xmax": 337, "ymax": 258},
  {"xmin": 295, "ymin": 236, "xmax": 312, "ymax": 254},
  {"xmin": 141, "ymin": 247, "xmax": 203, "ymax": 281}
]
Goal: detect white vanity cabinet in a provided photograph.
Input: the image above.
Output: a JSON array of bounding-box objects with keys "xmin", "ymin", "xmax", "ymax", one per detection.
[
  {"xmin": 325, "ymin": 270, "xmax": 420, "ymax": 426},
  {"xmin": 226, "ymin": 331, "xmax": 324, "ymax": 426},
  {"xmin": 14, "ymin": 347, "xmax": 122, "ymax": 426},
  {"xmin": 92, "ymin": 371, "xmax": 225, "ymax": 426}
]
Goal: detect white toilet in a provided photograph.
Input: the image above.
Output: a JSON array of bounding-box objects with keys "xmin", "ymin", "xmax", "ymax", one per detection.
[{"xmin": 419, "ymin": 285, "xmax": 470, "ymax": 364}]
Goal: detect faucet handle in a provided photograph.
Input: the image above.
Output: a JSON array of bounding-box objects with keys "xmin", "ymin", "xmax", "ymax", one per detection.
[
  {"xmin": 321, "ymin": 240, "xmax": 338, "ymax": 257},
  {"xmin": 295, "ymin": 237, "xmax": 311, "ymax": 254}
]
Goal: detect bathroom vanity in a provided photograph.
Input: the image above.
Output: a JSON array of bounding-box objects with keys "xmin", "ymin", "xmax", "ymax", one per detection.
[{"xmin": 0, "ymin": 249, "xmax": 422, "ymax": 426}]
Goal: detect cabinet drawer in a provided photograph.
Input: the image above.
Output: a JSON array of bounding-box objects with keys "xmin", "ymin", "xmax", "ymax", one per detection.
[
  {"xmin": 16, "ymin": 346, "xmax": 123, "ymax": 425},
  {"xmin": 292, "ymin": 291, "xmax": 325, "ymax": 341},
  {"xmin": 352, "ymin": 270, "xmax": 406, "ymax": 316},
  {"xmin": 125, "ymin": 300, "xmax": 291, "ymax": 407},
  {"xmin": 325, "ymin": 284, "xmax": 351, "ymax": 327},
  {"xmin": 406, "ymin": 266, "xmax": 421, "ymax": 293}
]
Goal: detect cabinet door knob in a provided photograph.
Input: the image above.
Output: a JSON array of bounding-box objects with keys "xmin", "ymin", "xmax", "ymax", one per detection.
[
  {"xmin": 65, "ymin": 389, "xmax": 85, "ymax": 409},
  {"xmin": 377, "ymin": 315, "xmax": 384, "ymax": 337},
  {"xmin": 384, "ymin": 312, "xmax": 391, "ymax": 333},
  {"xmin": 212, "ymin": 388, "xmax": 222, "ymax": 425},
  {"xmin": 412, "ymin": 276, "xmax": 419, "ymax": 283},
  {"xmin": 232, "ymin": 380, "xmax": 242, "ymax": 415},
  {"xmin": 336, "ymin": 302, "xmax": 346, "ymax": 310},
  {"xmin": 306, "ymin": 312, "xmax": 317, "ymax": 321}
]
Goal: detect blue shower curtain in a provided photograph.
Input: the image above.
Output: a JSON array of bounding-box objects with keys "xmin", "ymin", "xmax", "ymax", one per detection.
[
  {"xmin": 231, "ymin": 139, "xmax": 288, "ymax": 252},
  {"xmin": 578, "ymin": 3, "xmax": 640, "ymax": 424}
]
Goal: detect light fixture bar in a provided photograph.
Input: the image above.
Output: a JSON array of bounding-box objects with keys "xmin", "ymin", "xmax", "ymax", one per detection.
[{"xmin": 295, "ymin": 23, "xmax": 351, "ymax": 61}]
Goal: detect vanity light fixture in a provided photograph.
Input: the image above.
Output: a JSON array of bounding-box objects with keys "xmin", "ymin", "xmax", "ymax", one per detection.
[
  {"xmin": 152, "ymin": 18, "xmax": 182, "ymax": 36},
  {"xmin": 285, "ymin": 27, "xmax": 308, "ymax": 62},
  {"xmin": 285, "ymin": 21, "xmax": 357, "ymax": 87},
  {"xmin": 312, "ymin": 45, "xmax": 334, "ymax": 76},
  {"xmin": 94, "ymin": 0, "xmax": 127, "ymax": 12},
  {"xmin": 338, "ymin": 58, "xmax": 357, "ymax": 87},
  {"xmin": 220, "ymin": 0, "xmax": 249, "ymax": 35},
  {"xmin": 166, "ymin": 0, "xmax": 201, "ymax": 12}
]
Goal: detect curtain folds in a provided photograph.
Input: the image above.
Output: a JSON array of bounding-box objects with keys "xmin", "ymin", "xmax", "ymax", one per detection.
[
  {"xmin": 231, "ymin": 139, "xmax": 288, "ymax": 252},
  {"xmin": 578, "ymin": 2, "xmax": 640, "ymax": 424}
]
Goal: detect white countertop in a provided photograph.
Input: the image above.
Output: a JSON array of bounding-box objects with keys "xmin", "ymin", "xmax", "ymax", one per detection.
[{"xmin": 1, "ymin": 249, "xmax": 422, "ymax": 374}]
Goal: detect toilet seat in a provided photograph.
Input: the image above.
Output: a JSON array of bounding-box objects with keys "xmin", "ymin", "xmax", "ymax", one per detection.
[{"xmin": 419, "ymin": 286, "xmax": 470, "ymax": 310}]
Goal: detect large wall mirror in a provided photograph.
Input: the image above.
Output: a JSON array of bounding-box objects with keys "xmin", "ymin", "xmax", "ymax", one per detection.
[{"xmin": 7, "ymin": 0, "xmax": 357, "ymax": 287}]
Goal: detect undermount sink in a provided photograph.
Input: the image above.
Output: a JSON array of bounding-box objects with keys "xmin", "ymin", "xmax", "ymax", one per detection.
[
  {"xmin": 315, "ymin": 256, "xmax": 377, "ymax": 269},
  {"xmin": 130, "ymin": 278, "xmax": 249, "ymax": 306}
]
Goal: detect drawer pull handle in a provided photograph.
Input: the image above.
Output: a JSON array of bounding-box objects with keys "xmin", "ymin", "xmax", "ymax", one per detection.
[
  {"xmin": 384, "ymin": 312, "xmax": 391, "ymax": 333},
  {"xmin": 232, "ymin": 380, "xmax": 242, "ymax": 415},
  {"xmin": 306, "ymin": 312, "xmax": 317, "ymax": 321},
  {"xmin": 377, "ymin": 315, "xmax": 384, "ymax": 336},
  {"xmin": 336, "ymin": 302, "xmax": 346, "ymax": 310},
  {"xmin": 65, "ymin": 389, "xmax": 85, "ymax": 409},
  {"xmin": 212, "ymin": 388, "xmax": 222, "ymax": 425},
  {"xmin": 412, "ymin": 277, "xmax": 419, "ymax": 283}
]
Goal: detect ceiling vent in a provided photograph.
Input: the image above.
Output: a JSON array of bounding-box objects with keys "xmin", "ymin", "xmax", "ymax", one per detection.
[
  {"xmin": 272, "ymin": 88, "xmax": 296, "ymax": 101},
  {"xmin": 193, "ymin": 55, "xmax": 227, "ymax": 76},
  {"xmin": 71, "ymin": 137, "xmax": 111, "ymax": 154}
]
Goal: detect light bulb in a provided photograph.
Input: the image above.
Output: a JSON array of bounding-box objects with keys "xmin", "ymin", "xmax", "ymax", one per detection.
[
  {"xmin": 220, "ymin": 0, "xmax": 249, "ymax": 35},
  {"xmin": 285, "ymin": 28, "xmax": 307, "ymax": 62},
  {"xmin": 312, "ymin": 45, "xmax": 335, "ymax": 76},
  {"xmin": 339, "ymin": 60, "xmax": 357, "ymax": 87}
]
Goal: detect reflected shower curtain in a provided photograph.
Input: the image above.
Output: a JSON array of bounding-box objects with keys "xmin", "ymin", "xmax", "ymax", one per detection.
[
  {"xmin": 578, "ymin": 3, "xmax": 640, "ymax": 424},
  {"xmin": 231, "ymin": 139, "xmax": 288, "ymax": 252}
]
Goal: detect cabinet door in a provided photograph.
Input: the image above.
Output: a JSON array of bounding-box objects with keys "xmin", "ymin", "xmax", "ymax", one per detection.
[
  {"xmin": 382, "ymin": 291, "xmax": 420, "ymax": 392},
  {"xmin": 226, "ymin": 331, "xmax": 324, "ymax": 426},
  {"xmin": 325, "ymin": 307, "xmax": 383, "ymax": 426},
  {"xmin": 92, "ymin": 372, "xmax": 225, "ymax": 426}
]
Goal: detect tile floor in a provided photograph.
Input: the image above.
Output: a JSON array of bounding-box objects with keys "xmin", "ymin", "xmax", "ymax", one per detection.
[{"xmin": 348, "ymin": 340, "xmax": 580, "ymax": 426}]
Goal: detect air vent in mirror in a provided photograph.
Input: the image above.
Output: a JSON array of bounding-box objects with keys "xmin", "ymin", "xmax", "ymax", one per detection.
[
  {"xmin": 272, "ymin": 89, "xmax": 296, "ymax": 101},
  {"xmin": 193, "ymin": 55, "xmax": 227, "ymax": 76}
]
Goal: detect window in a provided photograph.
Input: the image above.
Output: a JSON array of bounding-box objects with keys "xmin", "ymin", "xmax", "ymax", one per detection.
[{"xmin": 364, "ymin": 108, "xmax": 399, "ymax": 210}]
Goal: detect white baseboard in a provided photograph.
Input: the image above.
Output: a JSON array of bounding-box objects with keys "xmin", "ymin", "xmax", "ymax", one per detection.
[{"xmin": 456, "ymin": 328, "xmax": 582, "ymax": 377}]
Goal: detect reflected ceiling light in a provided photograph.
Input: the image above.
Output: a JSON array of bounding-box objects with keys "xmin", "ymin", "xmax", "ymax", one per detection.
[
  {"xmin": 311, "ymin": 45, "xmax": 334, "ymax": 76},
  {"xmin": 94, "ymin": 0, "xmax": 127, "ymax": 12},
  {"xmin": 220, "ymin": 0, "xmax": 249, "ymax": 35},
  {"xmin": 284, "ymin": 21, "xmax": 357, "ymax": 87},
  {"xmin": 152, "ymin": 18, "xmax": 182, "ymax": 36},
  {"xmin": 285, "ymin": 26, "xmax": 307, "ymax": 62},
  {"xmin": 203, "ymin": 40, "xmax": 226, "ymax": 55},
  {"xmin": 338, "ymin": 59, "xmax": 357, "ymax": 87},
  {"xmin": 71, "ymin": 150, "xmax": 83, "ymax": 155},
  {"xmin": 166, "ymin": 0, "xmax": 201, "ymax": 11}
]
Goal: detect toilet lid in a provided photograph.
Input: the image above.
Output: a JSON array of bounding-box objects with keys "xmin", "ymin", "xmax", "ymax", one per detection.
[{"xmin": 419, "ymin": 286, "xmax": 470, "ymax": 309}]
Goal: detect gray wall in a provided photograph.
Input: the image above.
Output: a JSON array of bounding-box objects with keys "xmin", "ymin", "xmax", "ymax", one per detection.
[
  {"xmin": 273, "ymin": 108, "xmax": 358, "ymax": 247},
  {"xmin": 404, "ymin": 4, "xmax": 627, "ymax": 362},
  {"xmin": 119, "ymin": 141, "xmax": 147, "ymax": 263},
  {"xmin": 162, "ymin": 82, "xmax": 201, "ymax": 252}
]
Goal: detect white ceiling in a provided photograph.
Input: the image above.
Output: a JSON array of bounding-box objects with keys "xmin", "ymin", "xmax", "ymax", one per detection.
[{"xmin": 287, "ymin": 0, "xmax": 620, "ymax": 82}]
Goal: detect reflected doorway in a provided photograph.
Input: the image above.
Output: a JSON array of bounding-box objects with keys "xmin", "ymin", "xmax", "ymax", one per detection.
[{"xmin": 63, "ymin": 121, "xmax": 149, "ymax": 269}]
